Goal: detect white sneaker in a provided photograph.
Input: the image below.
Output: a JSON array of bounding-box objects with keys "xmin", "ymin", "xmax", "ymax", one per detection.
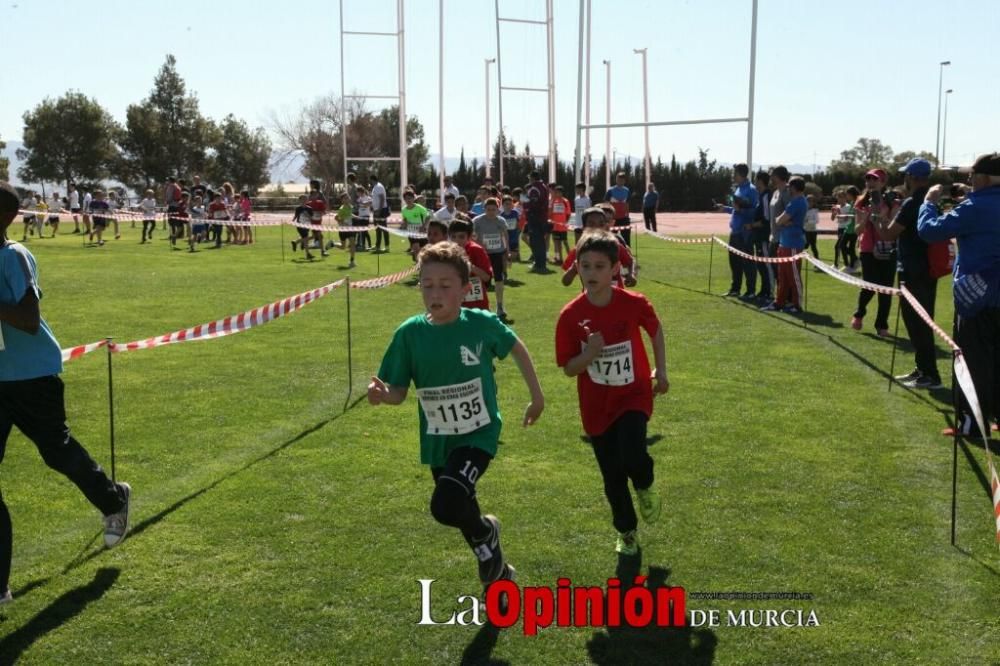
[
  {"xmin": 0, "ymin": 588, "xmax": 12, "ymax": 606},
  {"xmin": 103, "ymin": 482, "xmax": 131, "ymax": 548}
]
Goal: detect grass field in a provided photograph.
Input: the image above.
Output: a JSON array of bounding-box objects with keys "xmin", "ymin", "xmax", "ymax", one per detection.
[{"xmin": 0, "ymin": 225, "xmax": 998, "ymax": 665}]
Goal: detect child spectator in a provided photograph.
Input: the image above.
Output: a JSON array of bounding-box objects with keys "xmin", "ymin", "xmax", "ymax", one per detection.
[
  {"xmin": 549, "ymin": 185, "xmax": 571, "ymax": 265},
  {"xmin": 473, "ymin": 198, "xmax": 512, "ymax": 323},
  {"xmin": 48, "ymin": 192, "xmax": 61, "ymax": 237},
  {"xmin": 561, "ymin": 208, "xmax": 637, "ymax": 289},
  {"xmin": 804, "ymin": 194, "xmax": 820, "ymax": 259},
  {"xmin": 762, "ymin": 176, "xmax": 807, "ymax": 313},
  {"xmin": 306, "ymin": 180, "xmax": 328, "ymax": 258},
  {"xmin": 840, "ymin": 186, "xmax": 860, "ymax": 273},
  {"xmin": 555, "ymin": 229, "xmax": 667, "ymax": 562},
  {"xmin": 0, "ymin": 182, "xmax": 132, "ymax": 606},
  {"xmin": 604, "ymin": 172, "xmax": 632, "ymax": 246},
  {"xmin": 355, "ymin": 185, "xmax": 372, "ymax": 251},
  {"xmin": 207, "ymin": 193, "xmax": 229, "ymax": 250},
  {"xmin": 368, "ymin": 241, "xmax": 543, "ymax": 606}
]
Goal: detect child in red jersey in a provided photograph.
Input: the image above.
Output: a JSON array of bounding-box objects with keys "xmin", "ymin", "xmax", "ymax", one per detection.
[
  {"xmin": 548, "ymin": 185, "xmax": 572, "ymax": 264},
  {"xmin": 555, "ymin": 230, "xmax": 669, "ymax": 563},
  {"xmin": 447, "ymin": 217, "xmax": 492, "ymax": 311},
  {"xmin": 561, "ymin": 207, "xmax": 636, "ymax": 288}
]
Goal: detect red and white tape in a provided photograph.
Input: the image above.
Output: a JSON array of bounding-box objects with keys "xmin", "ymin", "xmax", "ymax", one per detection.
[
  {"xmin": 992, "ymin": 463, "xmax": 1000, "ymax": 544},
  {"xmin": 803, "ymin": 254, "xmax": 901, "ymax": 295},
  {"xmin": 61, "ymin": 266, "xmax": 416, "ymax": 362},
  {"xmin": 643, "ymin": 230, "xmax": 715, "ymax": 244},
  {"xmin": 713, "ymin": 236, "xmax": 807, "ymax": 264}
]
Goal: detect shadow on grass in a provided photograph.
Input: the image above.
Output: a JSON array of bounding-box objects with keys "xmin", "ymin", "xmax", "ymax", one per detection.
[
  {"xmin": 587, "ymin": 558, "xmax": 717, "ymax": 665},
  {"xmin": 460, "ymin": 624, "xmax": 509, "ymax": 666},
  {"xmin": 0, "ymin": 567, "xmax": 120, "ymax": 666},
  {"xmin": 62, "ymin": 396, "xmax": 367, "ymax": 574},
  {"xmin": 957, "ymin": 438, "xmax": 1000, "ymax": 501}
]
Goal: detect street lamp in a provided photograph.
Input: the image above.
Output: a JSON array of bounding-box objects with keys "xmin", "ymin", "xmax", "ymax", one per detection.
[
  {"xmin": 633, "ymin": 48, "xmax": 651, "ymax": 188},
  {"xmin": 485, "ymin": 58, "xmax": 496, "ymax": 179},
  {"xmin": 603, "ymin": 59, "xmax": 611, "ymax": 190},
  {"xmin": 935, "ymin": 60, "xmax": 951, "ymax": 164},
  {"xmin": 942, "ymin": 89, "xmax": 953, "ymax": 166}
]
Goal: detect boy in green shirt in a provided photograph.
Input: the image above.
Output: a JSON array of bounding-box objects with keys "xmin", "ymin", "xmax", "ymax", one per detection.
[
  {"xmin": 368, "ymin": 241, "xmax": 544, "ymax": 601},
  {"xmin": 400, "ymin": 189, "xmax": 429, "ymax": 263},
  {"xmin": 334, "ymin": 193, "xmax": 357, "ymax": 268}
]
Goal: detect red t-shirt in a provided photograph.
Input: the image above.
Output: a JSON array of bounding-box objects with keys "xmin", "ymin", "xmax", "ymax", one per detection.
[
  {"xmin": 307, "ymin": 195, "xmax": 327, "ymax": 223},
  {"xmin": 462, "ymin": 240, "xmax": 492, "ymax": 310},
  {"xmin": 555, "ymin": 288, "xmax": 660, "ymax": 436},
  {"xmin": 207, "ymin": 201, "xmax": 229, "ymax": 221},
  {"xmin": 550, "ymin": 196, "xmax": 571, "ymax": 232},
  {"xmin": 561, "ymin": 241, "xmax": 635, "ymax": 289}
]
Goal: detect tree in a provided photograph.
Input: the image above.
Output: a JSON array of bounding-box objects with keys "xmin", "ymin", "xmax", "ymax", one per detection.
[
  {"xmin": 206, "ymin": 115, "xmax": 272, "ymax": 194},
  {"xmin": 117, "ymin": 55, "xmax": 215, "ymax": 187},
  {"xmin": 270, "ymin": 94, "xmax": 429, "ymax": 196},
  {"xmin": 0, "ymin": 133, "xmax": 8, "ymax": 181},
  {"xmin": 17, "ymin": 92, "xmax": 119, "ymax": 191},
  {"xmin": 828, "ymin": 137, "xmax": 894, "ymax": 173}
]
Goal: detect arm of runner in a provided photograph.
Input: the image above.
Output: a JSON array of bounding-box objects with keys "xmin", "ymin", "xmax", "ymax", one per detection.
[
  {"xmin": 561, "ymin": 264, "xmax": 579, "ymax": 287},
  {"xmin": 649, "ymin": 325, "xmax": 669, "ymax": 395},
  {"xmin": 510, "ymin": 340, "xmax": 544, "ymax": 426},
  {"xmin": 0, "ymin": 287, "xmax": 41, "ymax": 335},
  {"xmin": 367, "ymin": 376, "xmax": 408, "ymax": 405},
  {"xmin": 562, "ymin": 326, "xmax": 604, "ymax": 377}
]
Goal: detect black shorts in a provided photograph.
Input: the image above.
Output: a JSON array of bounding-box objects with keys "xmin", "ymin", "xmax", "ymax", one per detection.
[
  {"xmin": 23, "ymin": 215, "xmax": 34, "ymax": 223},
  {"xmin": 488, "ymin": 252, "xmax": 507, "ymax": 282},
  {"xmin": 339, "ymin": 231, "xmax": 355, "ymax": 243},
  {"xmin": 71, "ymin": 207, "xmax": 81, "ymax": 214},
  {"xmin": 430, "ymin": 445, "xmax": 493, "ymax": 497},
  {"xmin": 552, "ymin": 231, "xmax": 568, "ymax": 241},
  {"xmin": 48, "ymin": 216, "xmax": 60, "ymax": 224},
  {"xmin": 296, "ymin": 225, "xmax": 311, "ymax": 239},
  {"xmin": 93, "ymin": 219, "xmax": 108, "ymax": 229}
]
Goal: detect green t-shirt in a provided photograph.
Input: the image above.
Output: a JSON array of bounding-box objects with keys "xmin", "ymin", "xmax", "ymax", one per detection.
[
  {"xmin": 378, "ymin": 308, "xmax": 518, "ymax": 467},
  {"xmin": 336, "ymin": 203, "xmax": 353, "ymax": 226},
  {"xmin": 401, "ymin": 204, "xmax": 429, "ymax": 231}
]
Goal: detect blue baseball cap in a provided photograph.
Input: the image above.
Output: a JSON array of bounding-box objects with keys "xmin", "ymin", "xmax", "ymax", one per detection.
[{"xmin": 900, "ymin": 158, "xmax": 932, "ymax": 178}]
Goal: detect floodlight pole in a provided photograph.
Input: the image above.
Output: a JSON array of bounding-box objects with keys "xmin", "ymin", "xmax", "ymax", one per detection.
[
  {"xmin": 339, "ymin": 0, "xmax": 348, "ymax": 187},
  {"xmin": 398, "ymin": 0, "xmax": 408, "ymax": 192},
  {"xmin": 494, "ymin": 0, "xmax": 504, "ymax": 185},
  {"xmin": 942, "ymin": 89, "xmax": 953, "ymax": 166},
  {"xmin": 584, "ymin": 0, "xmax": 592, "ymax": 189},
  {"xmin": 573, "ymin": 0, "xmax": 585, "ymax": 182},
  {"xmin": 546, "ymin": 0, "xmax": 556, "ymax": 183},
  {"xmin": 935, "ymin": 61, "xmax": 951, "ymax": 165}
]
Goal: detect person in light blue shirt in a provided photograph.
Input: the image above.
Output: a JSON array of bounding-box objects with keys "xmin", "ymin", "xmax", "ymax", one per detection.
[
  {"xmin": 762, "ymin": 176, "xmax": 806, "ymax": 313},
  {"xmin": 716, "ymin": 163, "xmax": 759, "ymax": 299},
  {"xmin": 0, "ymin": 181, "xmax": 132, "ymax": 605}
]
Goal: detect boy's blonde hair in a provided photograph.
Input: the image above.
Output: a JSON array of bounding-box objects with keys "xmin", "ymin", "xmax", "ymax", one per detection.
[{"xmin": 418, "ymin": 241, "xmax": 470, "ymax": 284}]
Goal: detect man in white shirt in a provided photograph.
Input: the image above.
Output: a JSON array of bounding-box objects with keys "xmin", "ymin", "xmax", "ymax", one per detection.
[
  {"xmin": 370, "ymin": 174, "xmax": 390, "ymax": 253},
  {"xmin": 443, "ymin": 176, "xmax": 460, "ymax": 200},
  {"xmin": 433, "ymin": 193, "xmax": 458, "ymax": 223}
]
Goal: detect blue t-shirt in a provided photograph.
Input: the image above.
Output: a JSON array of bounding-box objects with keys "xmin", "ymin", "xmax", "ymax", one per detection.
[
  {"xmin": 470, "ymin": 201, "xmax": 485, "ymax": 216},
  {"xmin": 0, "ymin": 241, "xmax": 63, "ymax": 381},
  {"xmin": 728, "ymin": 180, "xmax": 759, "ymax": 233},
  {"xmin": 780, "ymin": 195, "xmax": 807, "ymax": 250},
  {"xmin": 643, "ymin": 191, "xmax": 659, "ymax": 209}
]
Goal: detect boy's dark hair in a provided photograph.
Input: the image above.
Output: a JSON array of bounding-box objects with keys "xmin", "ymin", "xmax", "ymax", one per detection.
[
  {"xmin": 0, "ymin": 181, "xmax": 20, "ymax": 214},
  {"xmin": 576, "ymin": 229, "xmax": 620, "ymax": 264},
  {"xmin": 846, "ymin": 185, "xmax": 860, "ymax": 198},
  {"xmin": 575, "ymin": 182, "xmax": 586, "ymax": 190},
  {"xmin": 403, "ymin": 189, "xmax": 415, "ymax": 199},
  {"xmin": 734, "ymin": 163, "xmax": 750, "ymax": 177},
  {"xmin": 444, "ymin": 192, "xmax": 456, "ymax": 201},
  {"xmin": 501, "ymin": 195, "xmax": 513, "ymax": 203},
  {"xmin": 755, "ymin": 170, "xmax": 769, "ymax": 184},
  {"xmin": 418, "ymin": 241, "xmax": 470, "ymax": 285},
  {"xmin": 789, "ymin": 176, "xmax": 806, "ymax": 192},
  {"xmin": 511, "ymin": 187, "xmax": 522, "ymax": 196},
  {"xmin": 616, "ymin": 172, "xmax": 626, "ymax": 179},
  {"xmin": 770, "ymin": 165, "xmax": 790, "ymax": 181},
  {"xmin": 448, "ymin": 218, "xmax": 473, "ymax": 235},
  {"xmin": 427, "ymin": 219, "xmax": 448, "ymax": 235},
  {"xmin": 454, "ymin": 195, "xmax": 468, "ymax": 205},
  {"xmin": 530, "ymin": 170, "xmax": 541, "ymax": 180},
  {"xmin": 485, "ymin": 197, "xmax": 499, "ymax": 208}
]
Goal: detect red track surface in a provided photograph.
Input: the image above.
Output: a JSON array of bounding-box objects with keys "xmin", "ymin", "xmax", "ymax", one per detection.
[{"xmin": 648, "ymin": 211, "xmax": 837, "ymax": 234}]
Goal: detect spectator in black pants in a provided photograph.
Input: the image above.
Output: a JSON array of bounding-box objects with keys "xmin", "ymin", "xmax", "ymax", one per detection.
[
  {"xmin": 919, "ymin": 153, "xmax": 1000, "ymax": 438},
  {"xmin": 874, "ymin": 159, "xmax": 940, "ymax": 388},
  {"xmin": 0, "ymin": 182, "xmax": 132, "ymax": 606},
  {"xmin": 751, "ymin": 171, "xmax": 772, "ymax": 302},
  {"xmin": 642, "ymin": 183, "xmax": 659, "ymax": 232},
  {"xmin": 715, "ymin": 163, "xmax": 759, "ymax": 300},
  {"xmin": 524, "ymin": 171, "xmax": 550, "ymax": 273},
  {"xmin": 851, "ymin": 169, "xmax": 900, "ymax": 337}
]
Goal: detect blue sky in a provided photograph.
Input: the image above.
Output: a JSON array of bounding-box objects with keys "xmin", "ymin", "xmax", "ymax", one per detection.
[{"xmin": 2, "ymin": 0, "xmax": 998, "ymax": 172}]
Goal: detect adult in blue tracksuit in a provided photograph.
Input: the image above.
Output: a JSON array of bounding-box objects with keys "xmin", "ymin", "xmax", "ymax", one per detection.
[
  {"xmin": 918, "ymin": 153, "xmax": 1000, "ymax": 438},
  {"xmin": 716, "ymin": 163, "xmax": 759, "ymax": 299}
]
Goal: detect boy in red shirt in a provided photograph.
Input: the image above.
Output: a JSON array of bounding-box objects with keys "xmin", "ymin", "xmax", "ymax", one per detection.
[
  {"xmin": 555, "ymin": 230, "xmax": 669, "ymax": 561},
  {"xmin": 561, "ymin": 207, "xmax": 637, "ymax": 288},
  {"xmin": 549, "ymin": 185, "xmax": 572, "ymax": 265},
  {"xmin": 447, "ymin": 217, "xmax": 493, "ymax": 311}
]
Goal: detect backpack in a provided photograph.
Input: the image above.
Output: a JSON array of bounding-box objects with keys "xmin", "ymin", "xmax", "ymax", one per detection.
[{"xmin": 927, "ymin": 240, "xmax": 955, "ymax": 279}]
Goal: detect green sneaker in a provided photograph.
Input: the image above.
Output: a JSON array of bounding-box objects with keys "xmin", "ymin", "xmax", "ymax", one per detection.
[
  {"xmin": 615, "ymin": 530, "xmax": 639, "ymax": 556},
  {"xmin": 636, "ymin": 485, "xmax": 662, "ymax": 524}
]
